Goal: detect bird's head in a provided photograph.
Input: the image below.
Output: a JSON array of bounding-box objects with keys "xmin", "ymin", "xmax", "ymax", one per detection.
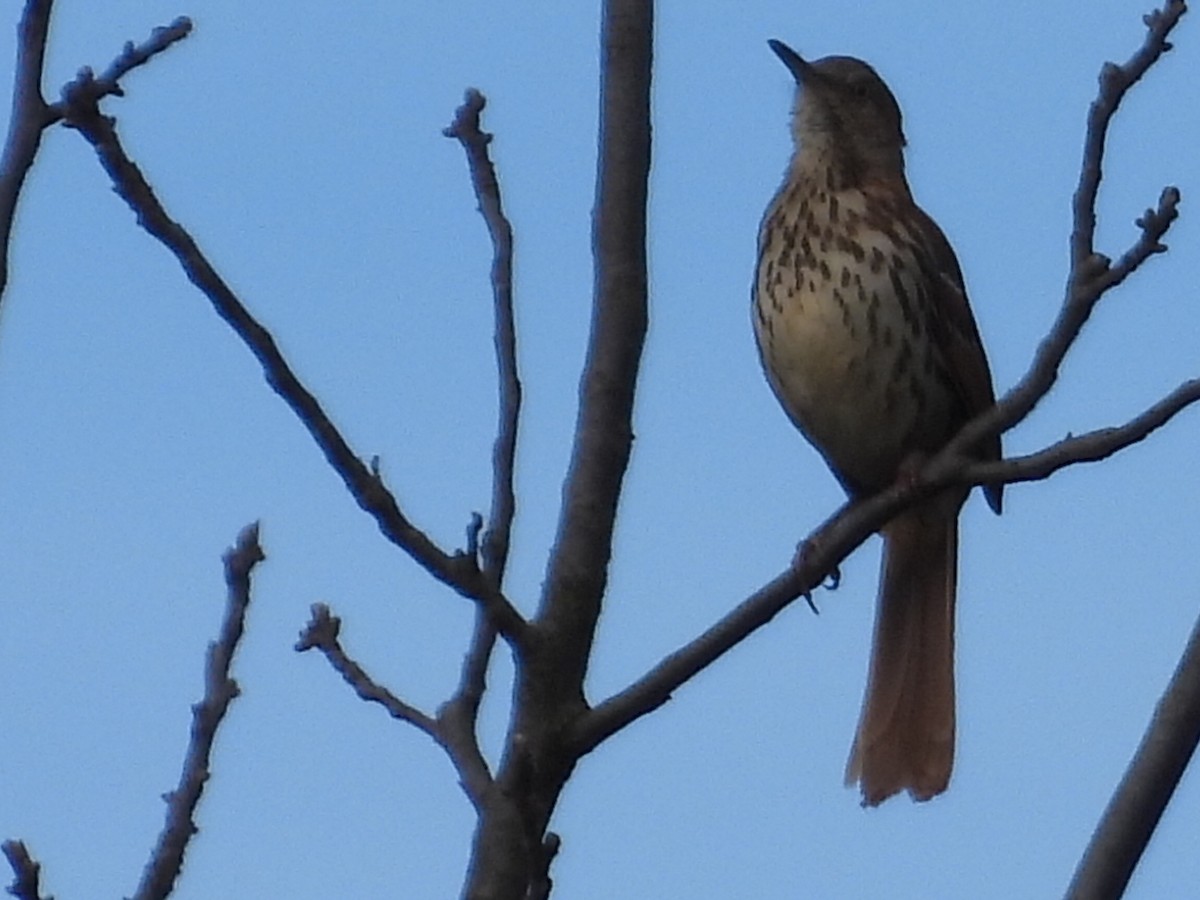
[{"xmin": 769, "ymin": 40, "xmax": 907, "ymax": 181}]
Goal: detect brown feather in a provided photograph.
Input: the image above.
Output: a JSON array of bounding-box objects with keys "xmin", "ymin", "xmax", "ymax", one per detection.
[{"xmin": 845, "ymin": 498, "xmax": 959, "ymax": 805}]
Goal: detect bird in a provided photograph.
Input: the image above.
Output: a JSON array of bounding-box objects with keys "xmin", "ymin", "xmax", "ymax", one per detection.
[{"xmin": 752, "ymin": 40, "xmax": 1002, "ymax": 806}]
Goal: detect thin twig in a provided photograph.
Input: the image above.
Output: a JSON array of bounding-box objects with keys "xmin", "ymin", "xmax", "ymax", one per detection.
[
  {"xmin": 1066, "ymin": 606, "xmax": 1200, "ymax": 899},
  {"xmin": 43, "ymin": 17, "xmax": 193, "ymax": 124},
  {"xmin": 961, "ymin": 377, "xmax": 1200, "ymax": 488},
  {"xmin": 132, "ymin": 523, "xmax": 265, "ymax": 900},
  {"xmin": 444, "ymin": 88, "xmax": 521, "ymax": 589},
  {"xmin": 439, "ymin": 91, "xmax": 521, "ymax": 785},
  {"xmin": 296, "ymin": 603, "xmax": 439, "ymax": 735},
  {"xmin": 56, "ymin": 76, "xmax": 531, "ymax": 650},
  {"xmin": 296, "ymin": 603, "xmax": 493, "ymax": 808},
  {"xmin": 2, "ymin": 840, "xmax": 51, "ymax": 900}
]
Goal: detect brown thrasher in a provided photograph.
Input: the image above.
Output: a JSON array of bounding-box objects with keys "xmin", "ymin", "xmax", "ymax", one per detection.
[{"xmin": 753, "ymin": 41, "xmax": 1002, "ymax": 806}]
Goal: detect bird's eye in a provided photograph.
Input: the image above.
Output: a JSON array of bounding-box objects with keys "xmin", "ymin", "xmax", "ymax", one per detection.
[{"xmin": 851, "ymin": 84, "xmax": 870, "ymax": 100}]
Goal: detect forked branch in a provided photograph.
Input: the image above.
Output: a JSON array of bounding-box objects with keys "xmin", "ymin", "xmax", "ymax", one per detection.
[
  {"xmin": 56, "ymin": 70, "xmax": 531, "ymax": 650},
  {"xmin": 296, "ymin": 604, "xmax": 493, "ymax": 809},
  {"xmin": 0, "ymin": 3, "xmax": 191, "ymax": 308}
]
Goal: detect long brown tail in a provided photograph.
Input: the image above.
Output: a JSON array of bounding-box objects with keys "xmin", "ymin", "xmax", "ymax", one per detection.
[{"xmin": 845, "ymin": 505, "xmax": 958, "ymax": 806}]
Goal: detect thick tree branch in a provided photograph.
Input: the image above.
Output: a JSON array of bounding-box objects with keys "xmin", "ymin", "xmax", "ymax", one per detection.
[
  {"xmin": 535, "ymin": 0, "xmax": 653, "ymax": 684},
  {"xmin": 2, "ymin": 840, "xmax": 50, "ymax": 900},
  {"xmin": 0, "ymin": 0, "xmax": 54, "ymax": 309},
  {"xmin": 1066, "ymin": 606, "xmax": 1200, "ymax": 900},
  {"xmin": 461, "ymin": 2, "xmax": 654, "ymax": 896},
  {"xmin": 56, "ymin": 75, "xmax": 531, "ymax": 650},
  {"xmin": 296, "ymin": 603, "xmax": 493, "ymax": 809},
  {"xmin": 132, "ymin": 523, "xmax": 264, "ymax": 900}
]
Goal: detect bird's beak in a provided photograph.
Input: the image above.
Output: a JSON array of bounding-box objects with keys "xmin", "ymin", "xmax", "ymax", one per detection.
[{"xmin": 768, "ymin": 39, "xmax": 812, "ymax": 84}]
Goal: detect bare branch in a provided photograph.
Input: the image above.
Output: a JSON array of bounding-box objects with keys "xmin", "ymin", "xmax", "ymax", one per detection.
[
  {"xmin": 948, "ymin": 2, "xmax": 1185, "ymax": 464},
  {"xmin": 1066, "ymin": 606, "xmax": 1200, "ymax": 899},
  {"xmin": 132, "ymin": 523, "xmax": 264, "ymax": 900},
  {"xmin": 1, "ymin": 10, "xmax": 193, "ymax": 313},
  {"xmin": 461, "ymin": 2, "xmax": 655, "ymax": 894},
  {"xmin": 572, "ymin": 564, "xmax": 816, "ymax": 755},
  {"xmin": 436, "ymin": 91, "xmax": 521, "ymax": 778},
  {"xmin": 44, "ymin": 17, "xmax": 193, "ymax": 124},
  {"xmin": 297, "ymin": 603, "xmax": 493, "ymax": 809},
  {"xmin": 1071, "ymin": 0, "xmax": 1185, "ymax": 266},
  {"xmin": 436, "ymin": 609, "xmax": 496, "ymax": 816},
  {"xmin": 297, "ymin": 603, "xmax": 440, "ymax": 735},
  {"xmin": 437, "ymin": 604, "xmax": 498, "ymax": 810},
  {"xmin": 2, "ymin": 840, "xmax": 51, "ymax": 900},
  {"xmin": 0, "ymin": 0, "xmax": 54, "ymax": 309},
  {"xmin": 962, "ymin": 378, "xmax": 1200, "ymax": 488},
  {"xmin": 1099, "ymin": 185, "xmax": 1181, "ymax": 292},
  {"xmin": 536, "ymin": 0, "xmax": 653, "ymax": 668},
  {"xmin": 444, "ymin": 88, "xmax": 522, "ymax": 589},
  {"xmin": 56, "ymin": 76, "xmax": 531, "ymax": 650},
  {"xmin": 574, "ymin": 370, "xmax": 1200, "ymax": 753}
]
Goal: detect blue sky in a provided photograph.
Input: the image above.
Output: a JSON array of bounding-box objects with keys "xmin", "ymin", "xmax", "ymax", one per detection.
[{"xmin": 1, "ymin": 2, "xmax": 1198, "ymax": 897}]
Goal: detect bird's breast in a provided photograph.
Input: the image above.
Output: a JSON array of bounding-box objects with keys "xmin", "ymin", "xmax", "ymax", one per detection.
[{"xmin": 753, "ymin": 183, "xmax": 958, "ymax": 494}]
